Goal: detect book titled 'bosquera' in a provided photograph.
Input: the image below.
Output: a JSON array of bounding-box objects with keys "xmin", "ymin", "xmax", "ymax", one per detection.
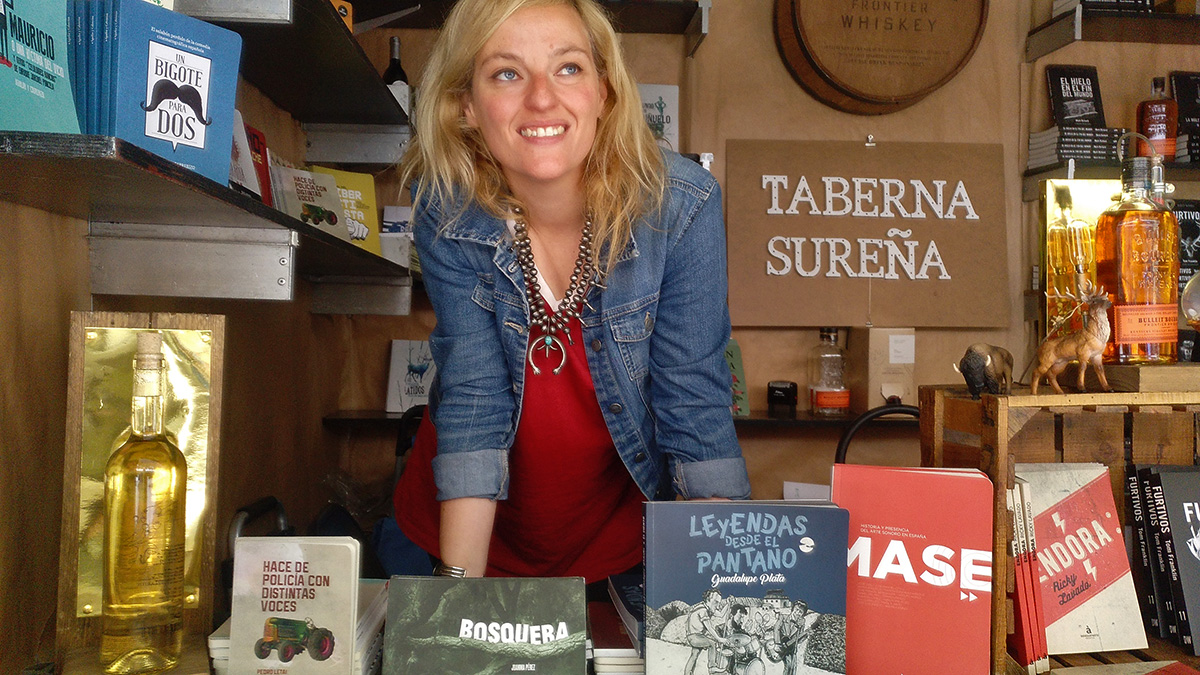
[
  {"xmin": 383, "ymin": 576, "xmax": 587, "ymax": 675},
  {"xmin": 643, "ymin": 501, "xmax": 849, "ymax": 675}
]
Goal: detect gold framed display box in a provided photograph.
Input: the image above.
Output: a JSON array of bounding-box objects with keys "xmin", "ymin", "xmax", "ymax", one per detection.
[
  {"xmin": 56, "ymin": 312, "xmax": 225, "ymax": 672},
  {"xmin": 1039, "ymin": 179, "xmax": 1120, "ymax": 339}
]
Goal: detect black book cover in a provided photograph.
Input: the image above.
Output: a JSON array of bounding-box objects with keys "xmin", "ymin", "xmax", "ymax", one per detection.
[
  {"xmin": 1175, "ymin": 199, "xmax": 1200, "ymax": 301},
  {"xmin": 1158, "ymin": 468, "xmax": 1200, "ymax": 655},
  {"xmin": 1046, "ymin": 65, "xmax": 1107, "ymax": 128},
  {"xmin": 1127, "ymin": 465, "xmax": 1165, "ymax": 637},
  {"xmin": 1148, "ymin": 469, "xmax": 1198, "ymax": 650},
  {"xmin": 1140, "ymin": 466, "xmax": 1180, "ymax": 640},
  {"xmin": 1172, "ymin": 71, "xmax": 1200, "ymax": 136}
]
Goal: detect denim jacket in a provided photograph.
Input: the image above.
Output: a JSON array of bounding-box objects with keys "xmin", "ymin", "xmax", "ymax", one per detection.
[{"xmin": 415, "ymin": 151, "xmax": 751, "ymax": 503}]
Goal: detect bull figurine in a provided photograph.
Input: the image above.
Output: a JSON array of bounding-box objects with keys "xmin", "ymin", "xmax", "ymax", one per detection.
[{"xmin": 953, "ymin": 343, "xmax": 1013, "ymax": 399}]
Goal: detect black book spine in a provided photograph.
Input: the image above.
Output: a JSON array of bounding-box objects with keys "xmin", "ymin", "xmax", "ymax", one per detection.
[
  {"xmin": 1150, "ymin": 473, "xmax": 1194, "ymax": 647},
  {"xmin": 1127, "ymin": 466, "xmax": 1162, "ymax": 634},
  {"xmin": 1143, "ymin": 469, "xmax": 1179, "ymax": 639}
]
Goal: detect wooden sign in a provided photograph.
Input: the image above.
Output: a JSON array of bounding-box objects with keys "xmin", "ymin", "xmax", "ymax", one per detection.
[
  {"xmin": 775, "ymin": 0, "xmax": 988, "ymax": 114},
  {"xmin": 725, "ymin": 140, "xmax": 1009, "ymax": 328}
]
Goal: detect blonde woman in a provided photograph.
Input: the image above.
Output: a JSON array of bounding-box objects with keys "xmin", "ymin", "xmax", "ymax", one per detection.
[{"xmin": 393, "ymin": 0, "xmax": 750, "ymax": 584}]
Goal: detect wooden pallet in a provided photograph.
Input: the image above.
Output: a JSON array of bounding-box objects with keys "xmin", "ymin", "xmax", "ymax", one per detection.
[{"xmin": 919, "ymin": 385, "xmax": 1200, "ymax": 675}]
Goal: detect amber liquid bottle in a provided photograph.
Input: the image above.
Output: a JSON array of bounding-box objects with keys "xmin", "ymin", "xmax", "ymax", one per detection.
[
  {"xmin": 101, "ymin": 331, "xmax": 187, "ymax": 674},
  {"xmin": 1094, "ymin": 156, "xmax": 1180, "ymax": 364},
  {"xmin": 1137, "ymin": 77, "xmax": 1178, "ymax": 158},
  {"xmin": 1045, "ymin": 184, "xmax": 1097, "ymax": 333}
]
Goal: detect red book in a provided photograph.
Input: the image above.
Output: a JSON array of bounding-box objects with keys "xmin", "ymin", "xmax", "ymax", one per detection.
[
  {"xmin": 831, "ymin": 465, "xmax": 994, "ymax": 675},
  {"xmin": 1008, "ymin": 486, "xmax": 1039, "ymax": 674},
  {"xmin": 244, "ymin": 122, "xmax": 273, "ymax": 208}
]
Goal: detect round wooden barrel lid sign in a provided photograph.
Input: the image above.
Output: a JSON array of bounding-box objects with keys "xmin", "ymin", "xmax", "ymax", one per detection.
[{"xmin": 776, "ymin": 0, "xmax": 988, "ymax": 114}]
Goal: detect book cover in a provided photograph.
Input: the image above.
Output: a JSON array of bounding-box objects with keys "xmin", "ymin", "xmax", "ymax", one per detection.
[
  {"xmin": 381, "ymin": 204, "xmax": 414, "ymax": 268},
  {"xmin": 228, "ymin": 535, "xmax": 362, "ymax": 675},
  {"xmin": 1017, "ymin": 476, "xmax": 1050, "ymax": 672},
  {"xmin": 244, "ymin": 122, "xmax": 273, "ymax": 207},
  {"xmin": 229, "ymin": 109, "xmax": 261, "ymax": 200},
  {"xmin": 1141, "ymin": 465, "xmax": 1181, "ymax": 641},
  {"xmin": 637, "ymin": 83, "xmax": 679, "ymax": 153},
  {"xmin": 0, "ymin": 0, "xmax": 81, "ymax": 133},
  {"xmin": 1171, "ymin": 71, "xmax": 1200, "ymax": 135},
  {"xmin": 310, "ymin": 165, "xmax": 382, "ymax": 255},
  {"xmin": 606, "ymin": 572, "xmax": 645, "ymax": 657},
  {"xmin": 832, "ymin": 465, "xmax": 994, "ymax": 675},
  {"xmin": 1128, "ymin": 463, "xmax": 1168, "ymax": 638},
  {"xmin": 1017, "ymin": 463, "xmax": 1148, "ymax": 654},
  {"xmin": 383, "ymin": 576, "xmax": 588, "ymax": 675},
  {"xmin": 109, "ymin": 0, "xmax": 242, "ymax": 184},
  {"xmin": 643, "ymin": 500, "xmax": 849, "ymax": 675},
  {"xmin": 269, "ymin": 164, "xmax": 349, "ymax": 241},
  {"xmin": 1174, "ymin": 200, "xmax": 1200, "ymax": 305},
  {"xmin": 385, "ymin": 339, "xmax": 435, "ymax": 414},
  {"xmin": 1008, "ymin": 486, "xmax": 1039, "ymax": 674},
  {"xmin": 1046, "ymin": 64, "xmax": 1107, "ymax": 128},
  {"xmin": 1149, "ymin": 467, "xmax": 1200, "ymax": 653},
  {"xmin": 725, "ymin": 338, "xmax": 749, "ymax": 417}
]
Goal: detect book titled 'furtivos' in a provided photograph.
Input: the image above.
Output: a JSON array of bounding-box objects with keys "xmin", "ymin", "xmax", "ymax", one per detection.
[
  {"xmin": 643, "ymin": 501, "xmax": 849, "ymax": 675},
  {"xmin": 383, "ymin": 576, "xmax": 587, "ymax": 675},
  {"xmin": 831, "ymin": 465, "xmax": 995, "ymax": 675}
]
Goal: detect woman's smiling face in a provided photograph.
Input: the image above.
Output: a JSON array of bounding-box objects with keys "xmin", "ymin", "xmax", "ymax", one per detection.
[{"xmin": 463, "ymin": 3, "xmax": 608, "ymax": 196}]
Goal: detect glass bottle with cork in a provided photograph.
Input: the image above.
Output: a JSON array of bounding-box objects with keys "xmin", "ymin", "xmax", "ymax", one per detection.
[
  {"xmin": 101, "ymin": 331, "xmax": 187, "ymax": 674},
  {"xmin": 1045, "ymin": 184, "xmax": 1097, "ymax": 334},
  {"xmin": 1137, "ymin": 77, "xmax": 1178, "ymax": 158},
  {"xmin": 1094, "ymin": 134, "xmax": 1180, "ymax": 364},
  {"xmin": 809, "ymin": 327, "xmax": 849, "ymax": 416}
]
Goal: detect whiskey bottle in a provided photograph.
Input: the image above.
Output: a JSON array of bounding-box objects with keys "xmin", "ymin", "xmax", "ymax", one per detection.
[
  {"xmin": 1137, "ymin": 77, "xmax": 1178, "ymax": 158},
  {"xmin": 1045, "ymin": 184, "xmax": 1097, "ymax": 333},
  {"xmin": 101, "ymin": 331, "xmax": 187, "ymax": 674},
  {"xmin": 809, "ymin": 327, "xmax": 849, "ymax": 416},
  {"xmin": 1094, "ymin": 154, "xmax": 1180, "ymax": 364}
]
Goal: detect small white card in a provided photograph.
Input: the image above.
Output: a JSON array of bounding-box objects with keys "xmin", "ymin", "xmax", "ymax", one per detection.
[
  {"xmin": 387, "ymin": 340, "xmax": 435, "ymax": 413},
  {"xmin": 637, "ymin": 83, "xmax": 679, "ymax": 152}
]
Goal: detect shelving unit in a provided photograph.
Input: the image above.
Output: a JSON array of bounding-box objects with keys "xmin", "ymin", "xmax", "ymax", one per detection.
[
  {"xmin": 732, "ymin": 410, "xmax": 919, "ymax": 430},
  {"xmin": 1021, "ymin": 159, "xmax": 1200, "ymax": 201},
  {"xmin": 1026, "ymin": 7, "xmax": 1200, "ymax": 62},
  {"xmin": 0, "ymin": 132, "xmax": 412, "ymax": 312},
  {"xmin": 354, "ymin": 0, "xmax": 711, "ymax": 55}
]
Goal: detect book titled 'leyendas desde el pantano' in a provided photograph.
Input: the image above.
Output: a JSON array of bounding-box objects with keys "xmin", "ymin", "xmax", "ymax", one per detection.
[
  {"xmin": 383, "ymin": 576, "xmax": 587, "ymax": 675},
  {"xmin": 643, "ymin": 501, "xmax": 849, "ymax": 675}
]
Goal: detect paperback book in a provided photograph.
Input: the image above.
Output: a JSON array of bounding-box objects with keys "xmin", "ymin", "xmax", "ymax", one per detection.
[
  {"xmin": 637, "ymin": 83, "xmax": 679, "ymax": 152},
  {"xmin": 269, "ymin": 162, "xmax": 351, "ymax": 242},
  {"xmin": 606, "ymin": 572, "xmax": 645, "ymax": 657},
  {"xmin": 385, "ymin": 339, "xmax": 435, "ymax": 414},
  {"xmin": 383, "ymin": 576, "xmax": 588, "ymax": 675},
  {"xmin": 310, "ymin": 165, "xmax": 381, "ymax": 255},
  {"xmin": 587, "ymin": 599, "xmax": 643, "ymax": 673},
  {"xmin": 244, "ymin": 122, "xmax": 273, "ymax": 206},
  {"xmin": 0, "ymin": 0, "xmax": 81, "ymax": 133},
  {"xmin": 99, "ymin": 0, "xmax": 242, "ymax": 184},
  {"xmin": 228, "ymin": 536, "xmax": 363, "ymax": 675},
  {"xmin": 1126, "ymin": 464, "xmax": 1167, "ymax": 639},
  {"xmin": 643, "ymin": 500, "xmax": 849, "ymax": 675},
  {"xmin": 1172, "ymin": 71, "xmax": 1200, "ymax": 135},
  {"xmin": 832, "ymin": 465, "xmax": 994, "ymax": 675},
  {"xmin": 1046, "ymin": 65, "xmax": 1107, "ymax": 128},
  {"xmin": 1017, "ymin": 463, "xmax": 1148, "ymax": 654},
  {"xmin": 1146, "ymin": 466, "xmax": 1200, "ymax": 653},
  {"xmin": 725, "ymin": 338, "xmax": 749, "ymax": 417}
]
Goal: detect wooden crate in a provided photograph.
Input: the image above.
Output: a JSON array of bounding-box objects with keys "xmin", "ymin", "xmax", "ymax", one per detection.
[{"xmin": 919, "ymin": 385, "xmax": 1200, "ymax": 674}]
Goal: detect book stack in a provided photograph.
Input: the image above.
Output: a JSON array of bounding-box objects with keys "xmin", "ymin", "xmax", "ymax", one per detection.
[
  {"xmin": 1052, "ymin": 0, "xmax": 1152, "ymax": 15},
  {"xmin": 209, "ymin": 578, "xmax": 388, "ymax": 675},
  {"xmin": 68, "ymin": 0, "xmax": 242, "ymax": 184},
  {"xmin": 1028, "ymin": 126, "xmax": 1127, "ymax": 171},
  {"xmin": 1174, "ymin": 133, "xmax": 1200, "ymax": 163},
  {"xmin": 587, "ymin": 600, "xmax": 644, "ymax": 674},
  {"xmin": 1009, "ymin": 476, "xmax": 1050, "ymax": 673},
  {"xmin": 1128, "ymin": 465, "xmax": 1200, "ymax": 656},
  {"xmin": 1015, "ymin": 463, "xmax": 1148, "ymax": 658}
]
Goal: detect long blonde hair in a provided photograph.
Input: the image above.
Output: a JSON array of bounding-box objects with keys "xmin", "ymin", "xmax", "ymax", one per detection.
[{"xmin": 398, "ymin": 0, "xmax": 665, "ymax": 272}]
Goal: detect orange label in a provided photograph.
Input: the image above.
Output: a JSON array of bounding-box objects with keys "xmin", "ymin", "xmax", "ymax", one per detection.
[
  {"xmin": 812, "ymin": 389, "xmax": 850, "ymax": 408},
  {"xmin": 1113, "ymin": 304, "xmax": 1178, "ymax": 344}
]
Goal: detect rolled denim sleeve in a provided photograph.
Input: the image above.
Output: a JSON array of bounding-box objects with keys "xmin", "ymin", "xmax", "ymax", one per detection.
[
  {"xmin": 414, "ymin": 205, "xmax": 514, "ymax": 501},
  {"xmin": 650, "ymin": 167, "xmax": 751, "ymax": 500}
]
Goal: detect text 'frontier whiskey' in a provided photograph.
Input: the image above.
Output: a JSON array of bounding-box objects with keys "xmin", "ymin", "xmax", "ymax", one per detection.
[
  {"xmin": 102, "ymin": 331, "xmax": 187, "ymax": 674},
  {"xmin": 1095, "ymin": 155, "xmax": 1180, "ymax": 364}
]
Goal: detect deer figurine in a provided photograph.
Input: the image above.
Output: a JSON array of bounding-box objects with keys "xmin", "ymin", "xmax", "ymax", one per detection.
[{"xmin": 1030, "ymin": 279, "xmax": 1113, "ymax": 395}]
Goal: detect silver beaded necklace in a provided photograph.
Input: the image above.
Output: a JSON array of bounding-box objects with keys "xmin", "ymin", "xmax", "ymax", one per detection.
[{"xmin": 511, "ymin": 206, "xmax": 596, "ymax": 375}]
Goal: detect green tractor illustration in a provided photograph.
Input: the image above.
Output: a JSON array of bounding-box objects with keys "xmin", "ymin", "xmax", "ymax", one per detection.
[
  {"xmin": 300, "ymin": 203, "xmax": 339, "ymax": 226},
  {"xmin": 253, "ymin": 617, "xmax": 336, "ymax": 662}
]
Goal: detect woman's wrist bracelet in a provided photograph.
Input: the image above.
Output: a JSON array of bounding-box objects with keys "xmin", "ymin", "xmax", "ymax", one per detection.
[{"xmin": 433, "ymin": 562, "xmax": 467, "ymax": 578}]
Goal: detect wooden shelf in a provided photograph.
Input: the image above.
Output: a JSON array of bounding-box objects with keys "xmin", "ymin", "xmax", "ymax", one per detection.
[
  {"xmin": 1022, "ymin": 159, "xmax": 1200, "ymax": 201},
  {"xmin": 353, "ymin": 0, "xmax": 702, "ymax": 34},
  {"xmin": 733, "ymin": 409, "xmax": 919, "ymax": 430},
  {"xmin": 214, "ymin": 0, "xmax": 406, "ymax": 125},
  {"xmin": 0, "ymin": 132, "xmax": 406, "ymax": 280},
  {"xmin": 1027, "ymin": 8, "xmax": 1200, "ymax": 61}
]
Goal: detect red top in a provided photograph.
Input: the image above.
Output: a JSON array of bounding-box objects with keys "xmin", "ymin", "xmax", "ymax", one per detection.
[{"xmin": 393, "ymin": 309, "xmax": 644, "ymax": 583}]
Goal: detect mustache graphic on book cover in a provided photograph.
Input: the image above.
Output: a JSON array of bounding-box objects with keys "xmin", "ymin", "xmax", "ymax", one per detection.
[{"xmin": 141, "ymin": 79, "xmax": 212, "ymax": 125}]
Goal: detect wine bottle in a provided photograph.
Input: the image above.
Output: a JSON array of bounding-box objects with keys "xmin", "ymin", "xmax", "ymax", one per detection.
[
  {"xmin": 101, "ymin": 331, "xmax": 187, "ymax": 674},
  {"xmin": 1094, "ymin": 154, "xmax": 1180, "ymax": 364},
  {"xmin": 383, "ymin": 36, "xmax": 411, "ymax": 117}
]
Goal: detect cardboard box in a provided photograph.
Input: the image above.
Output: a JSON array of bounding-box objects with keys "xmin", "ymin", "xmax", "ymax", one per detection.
[{"xmin": 845, "ymin": 327, "xmax": 916, "ymax": 413}]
